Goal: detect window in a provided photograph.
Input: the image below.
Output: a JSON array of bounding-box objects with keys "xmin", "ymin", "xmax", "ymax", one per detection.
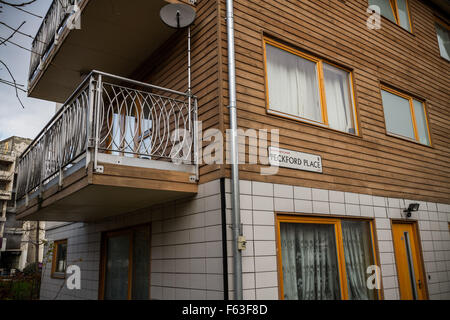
[
  {"xmin": 435, "ymin": 21, "xmax": 450, "ymax": 61},
  {"xmin": 369, "ymin": 0, "xmax": 412, "ymax": 32},
  {"xmin": 380, "ymin": 86, "xmax": 431, "ymax": 145},
  {"xmin": 51, "ymin": 239, "xmax": 67, "ymax": 278},
  {"xmin": 264, "ymin": 38, "xmax": 358, "ymax": 135},
  {"xmin": 99, "ymin": 224, "xmax": 151, "ymax": 300},
  {"xmin": 276, "ymin": 216, "xmax": 379, "ymax": 300}
]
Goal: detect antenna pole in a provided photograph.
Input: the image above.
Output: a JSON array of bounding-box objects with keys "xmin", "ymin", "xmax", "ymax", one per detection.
[
  {"xmin": 188, "ymin": 26, "xmax": 191, "ymax": 96},
  {"xmin": 188, "ymin": 26, "xmax": 192, "ymax": 133}
]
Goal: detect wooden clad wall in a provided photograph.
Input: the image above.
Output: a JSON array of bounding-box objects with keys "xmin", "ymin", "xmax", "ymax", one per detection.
[
  {"xmin": 218, "ymin": 0, "xmax": 450, "ymax": 203},
  {"xmin": 133, "ymin": 0, "xmax": 224, "ymax": 183}
]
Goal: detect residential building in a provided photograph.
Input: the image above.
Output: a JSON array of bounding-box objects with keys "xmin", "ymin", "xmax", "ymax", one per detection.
[
  {"xmin": 0, "ymin": 136, "xmax": 44, "ymax": 275},
  {"xmin": 15, "ymin": 0, "xmax": 449, "ymax": 300}
]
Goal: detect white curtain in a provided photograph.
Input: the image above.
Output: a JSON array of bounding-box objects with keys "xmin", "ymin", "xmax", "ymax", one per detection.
[
  {"xmin": 396, "ymin": 0, "xmax": 411, "ymax": 31},
  {"xmin": 280, "ymin": 223, "xmax": 341, "ymax": 300},
  {"xmin": 323, "ymin": 63, "xmax": 355, "ymax": 134},
  {"xmin": 436, "ymin": 23, "xmax": 450, "ymax": 60},
  {"xmin": 266, "ymin": 44, "xmax": 322, "ymax": 122},
  {"xmin": 342, "ymin": 221, "xmax": 375, "ymax": 300}
]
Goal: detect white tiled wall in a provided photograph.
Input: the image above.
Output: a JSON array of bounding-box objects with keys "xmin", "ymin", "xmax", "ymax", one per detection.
[
  {"xmin": 40, "ymin": 180, "xmax": 225, "ymax": 300},
  {"xmin": 39, "ymin": 178, "xmax": 450, "ymax": 300},
  {"xmin": 224, "ymin": 179, "xmax": 450, "ymax": 300}
]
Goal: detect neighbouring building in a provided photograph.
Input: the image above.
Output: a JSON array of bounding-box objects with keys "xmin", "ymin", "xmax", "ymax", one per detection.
[
  {"xmin": 0, "ymin": 136, "xmax": 44, "ymax": 275},
  {"xmin": 15, "ymin": 0, "xmax": 449, "ymax": 300}
]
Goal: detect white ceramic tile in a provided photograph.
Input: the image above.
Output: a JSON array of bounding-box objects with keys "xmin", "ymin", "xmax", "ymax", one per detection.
[
  {"xmin": 274, "ymin": 184, "xmax": 294, "ymax": 198},
  {"xmin": 294, "ymin": 186, "xmax": 312, "ymax": 200},
  {"xmin": 252, "ymin": 181, "xmax": 273, "ymax": 197}
]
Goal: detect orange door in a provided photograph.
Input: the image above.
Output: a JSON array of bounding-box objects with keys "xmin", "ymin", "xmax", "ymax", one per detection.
[{"xmin": 392, "ymin": 222, "xmax": 427, "ymax": 300}]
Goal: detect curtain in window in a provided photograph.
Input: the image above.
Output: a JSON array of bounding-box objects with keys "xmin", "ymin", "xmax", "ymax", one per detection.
[
  {"xmin": 436, "ymin": 23, "xmax": 450, "ymax": 60},
  {"xmin": 342, "ymin": 221, "xmax": 375, "ymax": 300},
  {"xmin": 369, "ymin": 0, "xmax": 396, "ymax": 23},
  {"xmin": 323, "ymin": 63, "xmax": 355, "ymax": 134},
  {"xmin": 280, "ymin": 223, "xmax": 341, "ymax": 300},
  {"xmin": 412, "ymin": 100, "xmax": 430, "ymax": 145},
  {"xmin": 396, "ymin": 0, "xmax": 411, "ymax": 31},
  {"xmin": 132, "ymin": 226, "xmax": 150, "ymax": 300},
  {"xmin": 266, "ymin": 44, "xmax": 322, "ymax": 123},
  {"xmin": 104, "ymin": 234, "xmax": 130, "ymax": 300}
]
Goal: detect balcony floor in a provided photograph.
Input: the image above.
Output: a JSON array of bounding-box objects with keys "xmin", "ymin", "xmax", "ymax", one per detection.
[{"xmin": 16, "ymin": 155, "xmax": 197, "ymax": 222}]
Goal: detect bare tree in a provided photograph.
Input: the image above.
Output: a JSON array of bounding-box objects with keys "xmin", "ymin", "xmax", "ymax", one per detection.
[{"xmin": 0, "ymin": 0, "xmax": 42, "ymax": 108}]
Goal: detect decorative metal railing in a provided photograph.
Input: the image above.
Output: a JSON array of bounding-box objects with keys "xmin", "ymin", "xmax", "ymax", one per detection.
[
  {"xmin": 29, "ymin": 0, "xmax": 79, "ymax": 81},
  {"xmin": 16, "ymin": 71, "xmax": 198, "ymax": 201}
]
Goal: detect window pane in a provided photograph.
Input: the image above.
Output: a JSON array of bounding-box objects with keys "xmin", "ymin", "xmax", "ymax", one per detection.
[
  {"xmin": 266, "ymin": 44, "xmax": 322, "ymax": 122},
  {"xmin": 396, "ymin": 0, "xmax": 411, "ymax": 32},
  {"xmin": 341, "ymin": 221, "xmax": 376, "ymax": 300},
  {"xmin": 132, "ymin": 227, "xmax": 150, "ymax": 300},
  {"xmin": 104, "ymin": 234, "xmax": 130, "ymax": 300},
  {"xmin": 435, "ymin": 23, "xmax": 450, "ymax": 60},
  {"xmin": 55, "ymin": 242, "xmax": 67, "ymax": 273},
  {"xmin": 124, "ymin": 115, "xmax": 137, "ymax": 156},
  {"xmin": 111, "ymin": 113, "xmax": 121, "ymax": 155},
  {"xmin": 323, "ymin": 63, "xmax": 355, "ymax": 134},
  {"xmin": 412, "ymin": 100, "xmax": 430, "ymax": 145},
  {"xmin": 381, "ymin": 90, "xmax": 415, "ymax": 139},
  {"xmin": 369, "ymin": 0, "xmax": 396, "ymax": 23},
  {"xmin": 280, "ymin": 222, "xmax": 341, "ymax": 300}
]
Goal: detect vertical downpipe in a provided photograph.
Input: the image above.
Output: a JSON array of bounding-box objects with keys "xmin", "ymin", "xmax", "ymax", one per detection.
[{"xmin": 226, "ymin": 0, "xmax": 243, "ymax": 300}]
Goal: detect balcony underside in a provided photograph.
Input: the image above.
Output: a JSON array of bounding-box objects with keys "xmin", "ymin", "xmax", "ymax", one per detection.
[
  {"xmin": 29, "ymin": 0, "xmax": 178, "ymax": 102},
  {"xmin": 16, "ymin": 157, "xmax": 197, "ymax": 222}
]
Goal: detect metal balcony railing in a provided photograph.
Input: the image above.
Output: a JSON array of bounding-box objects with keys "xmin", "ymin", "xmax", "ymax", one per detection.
[
  {"xmin": 16, "ymin": 71, "xmax": 198, "ymax": 201},
  {"xmin": 29, "ymin": 0, "xmax": 81, "ymax": 82}
]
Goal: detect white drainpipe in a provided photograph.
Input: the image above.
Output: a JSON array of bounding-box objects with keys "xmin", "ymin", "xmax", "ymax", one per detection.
[{"xmin": 226, "ymin": 0, "xmax": 243, "ymax": 300}]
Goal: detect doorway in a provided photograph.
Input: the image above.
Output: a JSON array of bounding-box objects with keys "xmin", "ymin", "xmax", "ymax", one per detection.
[
  {"xmin": 99, "ymin": 224, "xmax": 151, "ymax": 300},
  {"xmin": 391, "ymin": 221, "xmax": 427, "ymax": 300}
]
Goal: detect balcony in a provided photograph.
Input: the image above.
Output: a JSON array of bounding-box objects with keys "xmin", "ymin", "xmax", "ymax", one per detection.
[
  {"xmin": 0, "ymin": 190, "xmax": 12, "ymax": 201},
  {"xmin": 28, "ymin": 0, "xmax": 180, "ymax": 102},
  {"xmin": 0, "ymin": 172, "xmax": 12, "ymax": 182},
  {"xmin": 16, "ymin": 71, "xmax": 199, "ymax": 222},
  {"xmin": 0, "ymin": 151, "xmax": 14, "ymax": 163}
]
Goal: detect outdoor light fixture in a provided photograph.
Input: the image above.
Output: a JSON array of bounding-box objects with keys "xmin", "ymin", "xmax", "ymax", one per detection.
[{"xmin": 403, "ymin": 203, "xmax": 420, "ymax": 218}]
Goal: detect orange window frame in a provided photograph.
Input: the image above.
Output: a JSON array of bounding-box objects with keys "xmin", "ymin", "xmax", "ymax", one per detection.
[
  {"xmin": 51, "ymin": 239, "xmax": 67, "ymax": 279},
  {"xmin": 275, "ymin": 215, "xmax": 381, "ymax": 300},
  {"xmin": 380, "ymin": 85, "xmax": 432, "ymax": 146},
  {"xmin": 262, "ymin": 37, "xmax": 360, "ymax": 136}
]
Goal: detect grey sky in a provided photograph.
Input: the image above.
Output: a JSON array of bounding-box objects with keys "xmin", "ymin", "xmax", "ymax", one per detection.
[{"xmin": 0, "ymin": 0, "xmax": 53, "ymax": 141}]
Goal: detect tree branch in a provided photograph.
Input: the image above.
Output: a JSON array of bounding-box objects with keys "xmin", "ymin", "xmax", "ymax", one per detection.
[
  {"xmin": 0, "ymin": 20, "xmax": 25, "ymax": 46},
  {"xmin": 0, "ymin": 59, "xmax": 25, "ymax": 108},
  {"xmin": 0, "ymin": 0, "xmax": 37, "ymax": 7}
]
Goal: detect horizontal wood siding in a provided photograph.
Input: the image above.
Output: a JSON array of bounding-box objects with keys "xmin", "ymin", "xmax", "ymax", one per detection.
[
  {"xmin": 219, "ymin": 0, "xmax": 450, "ymax": 203},
  {"xmin": 133, "ymin": 0, "xmax": 222, "ymax": 184}
]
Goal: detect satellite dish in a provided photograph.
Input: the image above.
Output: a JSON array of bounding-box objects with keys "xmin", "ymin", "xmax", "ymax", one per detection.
[{"xmin": 160, "ymin": 3, "xmax": 196, "ymax": 29}]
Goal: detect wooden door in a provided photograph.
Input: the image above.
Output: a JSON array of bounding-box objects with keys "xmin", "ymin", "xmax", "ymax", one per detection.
[{"xmin": 392, "ymin": 222, "xmax": 427, "ymax": 300}]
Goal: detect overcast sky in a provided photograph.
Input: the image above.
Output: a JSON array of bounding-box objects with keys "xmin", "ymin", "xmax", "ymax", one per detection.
[{"xmin": 0, "ymin": 0, "xmax": 54, "ymax": 141}]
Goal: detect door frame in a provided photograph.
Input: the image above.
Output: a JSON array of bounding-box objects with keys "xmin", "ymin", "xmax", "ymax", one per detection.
[
  {"xmin": 390, "ymin": 219, "xmax": 429, "ymax": 300},
  {"xmin": 98, "ymin": 223, "xmax": 152, "ymax": 300}
]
